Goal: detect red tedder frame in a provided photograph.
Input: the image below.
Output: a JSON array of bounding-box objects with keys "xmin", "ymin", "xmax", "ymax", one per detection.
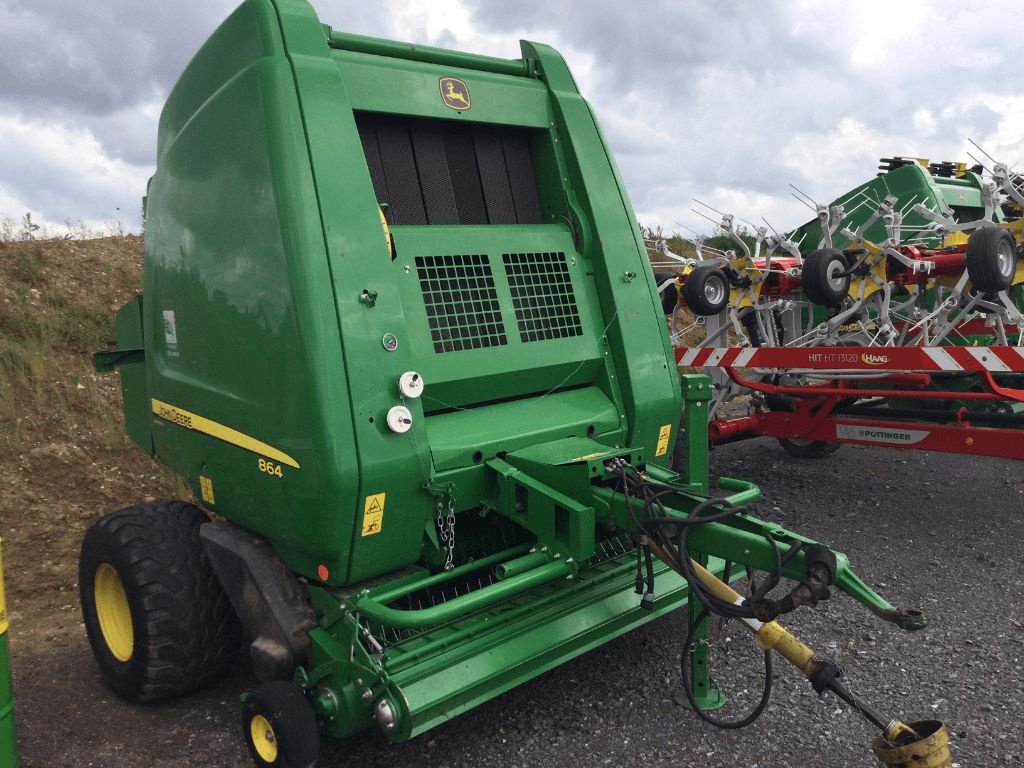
[{"xmin": 675, "ymin": 345, "xmax": 1024, "ymax": 460}]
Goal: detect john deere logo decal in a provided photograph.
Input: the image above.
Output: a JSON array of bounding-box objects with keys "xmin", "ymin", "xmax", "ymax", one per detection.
[{"xmin": 440, "ymin": 77, "xmax": 471, "ymax": 110}]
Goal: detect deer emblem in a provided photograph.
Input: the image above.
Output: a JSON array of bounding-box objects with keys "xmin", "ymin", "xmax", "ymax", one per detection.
[{"xmin": 440, "ymin": 77, "xmax": 472, "ymax": 110}]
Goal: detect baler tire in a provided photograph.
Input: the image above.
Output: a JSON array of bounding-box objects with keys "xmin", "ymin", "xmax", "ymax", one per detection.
[
  {"xmin": 242, "ymin": 681, "xmax": 320, "ymax": 768},
  {"xmin": 683, "ymin": 265, "xmax": 730, "ymax": 316},
  {"xmin": 654, "ymin": 272, "xmax": 679, "ymax": 315},
  {"xmin": 79, "ymin": 500, "xmax": 241, "ymax": 703},
  {"xmin": 801, "ymin": 248, "xmax": 851, "ymax": 308},
  {"xmin": 966, "ymin": 227, "xmax": 1017, "ymax": 293},
  {"xmin": 776, "ymin": 437, "xmax": 841, "ymax": 459}
]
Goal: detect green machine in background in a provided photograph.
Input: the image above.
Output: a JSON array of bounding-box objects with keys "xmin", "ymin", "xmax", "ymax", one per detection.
[
  {"xmin": 791, "ymin": 156, "xmax": 1000, "ymax": 252},
  {"xmin": 84, "ymin": 1, "xmax": 943, "ymax": 765}
]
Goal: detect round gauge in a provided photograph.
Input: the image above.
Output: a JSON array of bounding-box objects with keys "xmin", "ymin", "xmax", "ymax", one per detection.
[
  {"xmin": 381, "ymin": 333, "xmax": 399, "ymax": 352},
  {"xmin": 398, "ymin": 371, "xmax": 424, "ymax": 399},
  {"xmin": 386, "ymin": 405, "xmax": 413, "ymax": 434}
]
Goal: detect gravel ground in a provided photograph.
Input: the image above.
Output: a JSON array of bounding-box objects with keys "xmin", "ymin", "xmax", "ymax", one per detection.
[{"xmin": 13, "ymin": 440, "xmax": 1024, "ymax": 767}]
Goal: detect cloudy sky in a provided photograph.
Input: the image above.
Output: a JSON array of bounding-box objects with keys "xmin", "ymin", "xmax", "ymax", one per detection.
[{"xmin": 2, "ymin": 0, "xmax": 1023, "ymax": 238}]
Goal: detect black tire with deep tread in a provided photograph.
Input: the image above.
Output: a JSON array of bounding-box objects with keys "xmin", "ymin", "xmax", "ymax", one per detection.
[
  {"xmin": 242, "ymin": 681, "xmax": 321, "ymax": 768},
  {"xmin": 683, "ymin": 265, "xmax": 730, "ymax": 316},
  {"xmin": 802, "ymin": 248, "xmax": 851, "ymax": 307},
  {"xmin": 776, "ymin": 437, "xmax": 842, "ymax": 459},
  {"xmin": 653, "ymin": 272, "xmax": 679, "ymax": 315},
  {"xmin": 966, "ymin": 227, "xmax": 1017, "ymax": 293},
  {"xmin": 79, "ymin": 500, "xmax": 241, "ymax": 702}
]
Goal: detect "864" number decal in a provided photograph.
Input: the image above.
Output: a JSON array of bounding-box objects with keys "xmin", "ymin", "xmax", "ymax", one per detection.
[{"xmin": 258, "ymin": 457, "xmax": 284, "ymax": 478}]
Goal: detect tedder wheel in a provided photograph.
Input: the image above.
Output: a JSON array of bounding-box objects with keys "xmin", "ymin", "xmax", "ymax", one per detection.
[
  {"xmin": 965, "ymin": 227, "xmax": 1018, "ymax": 293},
  {"xmin": 683, "ymin": 265, "xmax": 730, "ymax": 316},
  {"xmin": 79, "ymin": 500, "xmax": 240, "ymax": 702},
  {"xmin": 654, "ymin": 272, "xmax": 679, "ymax": 315},
  {"xmin": 242, "ymin": 681, "xmax": 320, "ymax": 768},
  {"xmin": 776, "ymin": 437, "xmax": 842, "ymax": 459},
  {"xmin": 801, "ymin": 248, "xmax": 851, "ymax": 307}
]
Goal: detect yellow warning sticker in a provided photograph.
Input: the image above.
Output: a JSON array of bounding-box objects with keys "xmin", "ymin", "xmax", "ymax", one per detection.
[
  {"xmin": 362, "ymin": 493, "xmax": 386, "ymax": 537},
  {"xmin": 0, "ymin": 540, "xmax": 8, "ymax": 635},
  {"xmin": 199, "ymin": 475, "xmax": 216, "ymax": 505},
  {"xmin": 655, "ymin": 424, "xmax": 672, "ymax": 457}
]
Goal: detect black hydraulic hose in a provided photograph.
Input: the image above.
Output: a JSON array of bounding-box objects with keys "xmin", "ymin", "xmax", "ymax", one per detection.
[
  {"xmin": 679, "ymin": 608, "xmax": 774, "ymax": 729},
  {"xmin": 615, "ymin": 462, "xmax": 786, "ymax": 730}
]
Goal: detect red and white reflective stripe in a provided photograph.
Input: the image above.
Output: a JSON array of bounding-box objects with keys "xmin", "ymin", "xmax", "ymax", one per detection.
[
  {"xmin": 733, "ymin": 348, "xmax": 758, "ymax": 367},
  {"xmin": 921, "ymin": 347, "xmax": 962, "ymax": 371},
  {"xmin": 928, "ymin": 346, "xmax": 1024, "ymax": 372},
  {"xmin": 678, "ymin": 347, "xmax": 758, "ymax": 367},
  {"xmin": 676, "ymin": 345, "xmax": 1024, "ymax": 372}
]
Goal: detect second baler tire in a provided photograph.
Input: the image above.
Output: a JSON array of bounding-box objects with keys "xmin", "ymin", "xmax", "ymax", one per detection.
[
  {"xmin": 79, "ymin": 500, "xmax": 241, "ymax": 703},
  {"xmin": 965, "ymin": 227, "xmax": 1018, "ymax": 293},
  {"xmin": 683, "ymin": 265, "xmax": 730, "ymax": 316},
  {"xmin": 801, "ymin": 248, "xmax": 851, "ymax": 308}
]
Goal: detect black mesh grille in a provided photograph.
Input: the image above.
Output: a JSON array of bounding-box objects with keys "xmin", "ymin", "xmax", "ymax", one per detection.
[
  {"xmin": 503, "ymin": 252, "xmax": 582, "ymax": 342},
  {"xmin": 416, "ymin": 255, "xmax": 508, "ymax": 353},
  {"xmin": 356, "ymin": 113, "xmax": 543, "ymax": 226}
]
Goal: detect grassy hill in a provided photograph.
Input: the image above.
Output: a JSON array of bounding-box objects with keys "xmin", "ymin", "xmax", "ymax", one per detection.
[{"xmin": 0, "ymin": 235, "xmax": 184, "ymax": 650}]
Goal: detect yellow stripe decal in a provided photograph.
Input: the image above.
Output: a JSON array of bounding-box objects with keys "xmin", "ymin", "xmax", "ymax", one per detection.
[{"xmin": 151, "ymin": 399, "xmax": 300, "ymax": 469}]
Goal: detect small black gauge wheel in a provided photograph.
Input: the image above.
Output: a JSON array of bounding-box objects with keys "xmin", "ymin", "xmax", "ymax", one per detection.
[
  {"xmin": 654, "ymin": 272, "xmax": 679, "ymax": 314},
  {"xmin": 683, "ymin": 265, "xmax": 730, "ymax": 316},
  {"xmin": 801, "ymin": 248, "xmax": 851, "ymax": 307},
  {"xmin": 965, "ymin": 227, "xmax": 1017, "ymax": 293}
]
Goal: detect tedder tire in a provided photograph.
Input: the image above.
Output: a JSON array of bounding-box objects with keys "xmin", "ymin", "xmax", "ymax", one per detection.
[
  {"xmin": 683, "ymin": 265, "xmax": 730, "ymax": 316},
  {"xmin": 966, "ymin": 227, "xmax": 1017, "ymax": 293},
  {"xmin": 79, "ymin": 500, "xmax": 240, "ymax": 702},
  {"xmin": 801, "ymin": 248, "xmax": 851, "ymax": 307},
  {"xmin": 654, "ymin": 272, "xmax": 679, "ymax": 315},
  {"xmin": 242, "ymin": 681, "xmax": 320, "ymax": 768},
  {"xmin": 776, "ymin": 437, "xmax": 842, "ymax": 459}
]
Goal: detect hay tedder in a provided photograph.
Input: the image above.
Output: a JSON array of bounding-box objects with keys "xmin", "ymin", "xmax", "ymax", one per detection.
[
  {"xmin": 660, "ymin": 153, "xmax": 1024, "ymax": 462},
  {"xmin": 83, "ymin": 1, "xmax": 950, "ymax": 765}
]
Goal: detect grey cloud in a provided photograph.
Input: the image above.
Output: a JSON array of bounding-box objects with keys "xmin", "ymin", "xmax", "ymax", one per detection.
[
  {"xmin": 0, "ymin": 2, "xmax": 233, "ymax": 117},
  {"xmin": 4, "ymin": 0, "xmax": 1024, "ymax": 233}
]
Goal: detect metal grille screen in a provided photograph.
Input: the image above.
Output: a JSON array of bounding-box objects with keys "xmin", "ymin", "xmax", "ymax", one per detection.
[
  {"xmin": 357, "ymin": 114, "xmax": 544, "ymax": 226},
  {"xmin": 502, "ymin": 252, "xmax": 583, "ymax": 342},
  {"xmin": 416, "ymin": 255, "xmax": 508, "ymax": 353}
]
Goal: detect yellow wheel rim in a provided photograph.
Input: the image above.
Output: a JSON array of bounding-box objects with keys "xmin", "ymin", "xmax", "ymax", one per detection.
[
  {"xmin": 250, "ymin": 714, "xmax": 279, "ymax": 763},
  {"xmin": 94, "ymin": 563, "xmax": 134, "ymax": 662}
]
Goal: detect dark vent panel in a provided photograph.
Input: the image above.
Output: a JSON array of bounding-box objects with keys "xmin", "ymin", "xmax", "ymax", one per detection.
[
  {"xmin": 416, "ymin": 255, "xmax": 508, "ymax": 353},
  {"xmin": 357, "ymin": 114, "xmax": 544, "ymax": 226},
  {"xmin": 503, "ymin": 252, "xmax": 583, "ymax": 343}
]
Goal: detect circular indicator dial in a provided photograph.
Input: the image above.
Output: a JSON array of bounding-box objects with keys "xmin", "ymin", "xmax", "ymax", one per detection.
[
  {"xmin": 386, "ymin": 405, "xmax": 413, "ymax": 434},
  {"xmin": 398, "ymin": 371, "xmax": 424, "ymax": 399}
]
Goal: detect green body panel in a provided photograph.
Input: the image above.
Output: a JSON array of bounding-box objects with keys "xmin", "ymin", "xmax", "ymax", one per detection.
[
  {"xmin": 125, "ymin": 0, "xmax": 680, "ymax": 586},
  {"xmin": 112, "ymin": 297, "xmax": 151, "ymax": 453},
  {"xmin": 792, "ymin": 162, "xmax": 996, "ymax": 251}
]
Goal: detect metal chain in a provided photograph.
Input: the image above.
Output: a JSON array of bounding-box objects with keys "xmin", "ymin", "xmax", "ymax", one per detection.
[{"xmin": 436, "ymin": 494, "xmax": 457, "ymax": 570}]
